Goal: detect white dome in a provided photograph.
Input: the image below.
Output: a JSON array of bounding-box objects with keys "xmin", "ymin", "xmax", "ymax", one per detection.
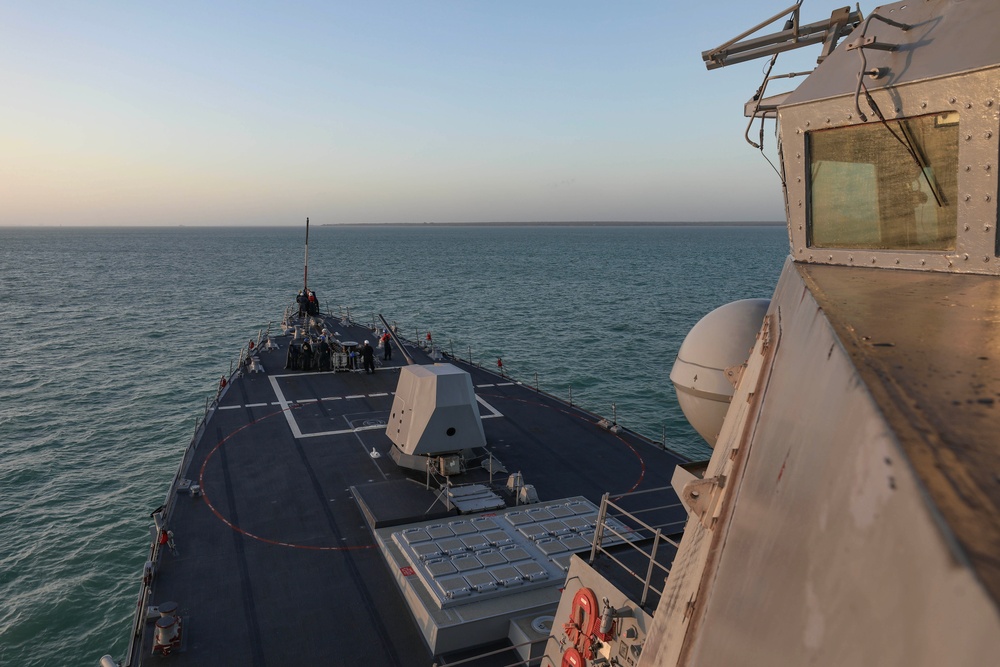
[{"xmin": 670, "ymin": 298, "xmax": 770, "ymax": 447}]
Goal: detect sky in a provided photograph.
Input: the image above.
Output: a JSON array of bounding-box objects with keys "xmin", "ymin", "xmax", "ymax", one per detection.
[{"xmin": 1, "ymin": 1, "xmax": 851, "ymax": 226}]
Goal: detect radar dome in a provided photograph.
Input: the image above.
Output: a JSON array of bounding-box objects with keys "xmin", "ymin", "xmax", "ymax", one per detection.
[{"xmin": 670, "ymin": 298, "xmax": 770, "ymax": 448}]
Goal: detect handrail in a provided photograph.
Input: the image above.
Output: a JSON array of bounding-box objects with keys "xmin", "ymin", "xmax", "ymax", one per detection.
[
  {"xmin": 432, "ymin": 638, "xmax": 546, "ymax": 666},
  {"xmin": 587, "ymin": 490, "xmax": 683, "ymax": 608}
]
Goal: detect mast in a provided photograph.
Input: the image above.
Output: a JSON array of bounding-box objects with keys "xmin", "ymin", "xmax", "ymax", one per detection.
[{"xmin": 303, "ymin": 217, "xmax": 309, "ymax": 292}]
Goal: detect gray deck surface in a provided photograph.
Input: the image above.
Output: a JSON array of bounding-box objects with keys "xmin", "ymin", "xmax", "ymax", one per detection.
[{"xmin": 131, "ymin": 311, "xmax": 688, "ymax": 666}]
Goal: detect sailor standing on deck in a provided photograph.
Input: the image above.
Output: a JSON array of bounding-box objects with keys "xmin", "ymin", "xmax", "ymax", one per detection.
[
  {"xmin": 286, "ymin": 338, "xmax": 300, "ymax": 369},
  {"xmin": 362, "ymin": 340, "xmax": 375, "ymax": 374},
  {"xmin": 381, "ymin": 332, "xmax": 392, "ymax": 361},
  {"xmin": 296, "ymin": 290, "xmax": 307, "ymax": 316},
  {"xmin": 300, "ymin": 338, "xmax": 313, "ymax": 371},
  {"xmin": 317, "ymin": 336, "xmax": 331, "ymax": 371}
]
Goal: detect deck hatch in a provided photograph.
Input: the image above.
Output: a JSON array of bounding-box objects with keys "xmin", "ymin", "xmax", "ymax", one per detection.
[{"xmin": 385, "ymin": 497, "xmax": 632, "ymax": 610}]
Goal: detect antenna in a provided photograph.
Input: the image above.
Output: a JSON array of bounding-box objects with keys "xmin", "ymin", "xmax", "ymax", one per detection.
[
  {"xmin": 702, "ymin": 4, "xmax": 861, "ymax": 70},
  {"xmin": 303, "ymin": 217, "xmax": 309, "ymax": 292}
]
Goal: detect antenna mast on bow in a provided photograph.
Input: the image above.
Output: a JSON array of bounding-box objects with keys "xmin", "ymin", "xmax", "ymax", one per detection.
[{"xmin": 303, "ymin": 217, "xmax": 309, "ymax": 292}]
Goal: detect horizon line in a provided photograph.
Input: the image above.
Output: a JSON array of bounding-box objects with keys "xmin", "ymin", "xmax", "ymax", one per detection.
[{"xmin": 0, "ymin": 220, "xmax": 785, "ymax": 229}]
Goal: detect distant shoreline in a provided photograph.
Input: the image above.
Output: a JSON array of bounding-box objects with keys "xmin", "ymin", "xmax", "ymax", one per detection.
[
  {"xmin": 321, "ymin": 220, "xmax": 784, "ymax": 228},
  {"xmin": 0, "ymin": 220, "xmax": 785, "ymax": 229}
]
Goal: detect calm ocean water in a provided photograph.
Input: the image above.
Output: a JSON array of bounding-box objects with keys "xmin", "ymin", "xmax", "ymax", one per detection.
[{"xmin": 0, "ymin": 224, "xmax": 786, "ymax": 665}]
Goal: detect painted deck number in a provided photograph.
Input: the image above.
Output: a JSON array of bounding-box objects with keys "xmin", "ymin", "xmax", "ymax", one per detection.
[{"xmin": 400, "ymin": 566, "xmax": 416, "ymax": 577}]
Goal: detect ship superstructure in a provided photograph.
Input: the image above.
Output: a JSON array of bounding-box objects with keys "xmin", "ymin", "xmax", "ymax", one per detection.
[{"xmin": 545, "ymin": 1, "xmax": 1000, "ymax": 665}]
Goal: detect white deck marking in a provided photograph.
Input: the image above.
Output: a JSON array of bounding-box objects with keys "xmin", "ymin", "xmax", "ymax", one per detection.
[
  {"xmin": 267, "ymin": 374, "xmax": 303, "ymax": 439},
  {"xmin": 259, "ymin": 372, "xmax": 504, "ymax": 439},
  {"xmin": 297, "ymin": 423, "xmax": 387, "ymax": 438},
  {"xmin": 246, "ymin": 403, "xmax": 268, "ymax": 407},
  {"xmin": 476, "ymin": 383, "xmax": 495, "ymax": 388},
  {"xmin": 497, "ymin": 382, "xmax": 514, "ymax": 386},
  {"xmin": 476, "ymin": 395, "xmax": 503, "ymax": 419},
  {"xmin": 369, "ymin": 392, "xmax": 388, "ymax": 397},
  {"xmin": 219, "ymin": 405, "xmax": 240, "ymax": 411}
]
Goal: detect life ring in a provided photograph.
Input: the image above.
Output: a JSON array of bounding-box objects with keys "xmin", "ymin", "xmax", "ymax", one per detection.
[
  {"xmin": 563, "ymin": 586, "xmax": 600, "ymax": 658},
  {"xmin": 561, "ymin": 646, "xmax": 585, "ymax": 667}
]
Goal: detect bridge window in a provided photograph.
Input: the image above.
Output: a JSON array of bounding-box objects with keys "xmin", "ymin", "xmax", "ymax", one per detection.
[{"xmin": 808, "ymin": 112, "xmax": 959, "ymax": 250}]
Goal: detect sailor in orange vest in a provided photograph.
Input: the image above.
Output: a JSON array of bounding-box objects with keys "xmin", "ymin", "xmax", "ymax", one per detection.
[{"xmin": 381, "ymin": 332, "xmax": 392, "ymax": 361}]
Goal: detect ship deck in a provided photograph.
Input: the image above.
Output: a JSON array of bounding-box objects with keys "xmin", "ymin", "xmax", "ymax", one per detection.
[{"xmin": 128, "ymin": 311, "xmax": 689, "ymax": 666}]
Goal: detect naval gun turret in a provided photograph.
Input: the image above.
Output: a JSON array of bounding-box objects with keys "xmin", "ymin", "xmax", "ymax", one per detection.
[{"xmin": 386, "ymin": 363, "xmax": 487, "ymax": 476}]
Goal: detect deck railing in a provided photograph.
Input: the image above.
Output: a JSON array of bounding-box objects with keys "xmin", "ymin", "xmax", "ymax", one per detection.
[
  {"xmin": 588, "ymin": 486, "xmax": 684, "ymax": 608},
  {"xmin": 124, "ymin": 305, "xmax": 684, "ymax": 665},
  {"xmin": 319, "ymin": 306, "xmax": 673, "ymax": 447}
]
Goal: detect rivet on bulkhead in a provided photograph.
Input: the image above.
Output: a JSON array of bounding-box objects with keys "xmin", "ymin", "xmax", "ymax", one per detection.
[
  {"xmin": 985, "ymin": 256, "xmax": 991, "ymax": 263},
  {"xmin": 987, "ymin": 195, "xmax": 993, "ymax": 202},
  {"xmin": 966, "ymin": 165, "xmax": 972, "ymax": 171},
  {"xmin": 829, "ymin": 255, "xmax": 834, "ymax": 261},
  {"xmin": 965, "ymin": 223, "xmax": 971, "ymax": 231},
  {"xmin": 966, "ymin": 102, "xmax": 973, "ymax": 109},
  {"xmin": 987, "ymin": 132, "xmax": 994, "ymax": 140},
  {"xmin": 799, "ymin": 247, "xmax": 804, "ymax": 254},
  {"xmin": 871, "ymin": 257, "xmax": 877, "ymax": 264},
  {"xmin": 966, "ymin": 134, "xmax": 973, "ymax": 141},
  {"xmin": 826, "ymin": 118, "xmax": 831, "ymax": 124},
  {"xmin": 920, "ymin": 102, "xmax": 927, "ymax": 109},
  {"xmin": 849, "ymin": 255, "xmax": 854, "ymax": 262},
  {"xmin": 964, "ymin": 254, "xmax": 970, "ymax": 261},
  {"xmin": 950, "ymin": 97, "xmax": 957, "ymax": 104},
  {"xmin": 895, "ymin": 258, "xmax": 900, "ymax": 264},
  {"xmin": 986, "ymin": 224, "xmax": 994, "ymax": 231},
  {"xmin": 965, "ymin": 194, "xmax": 972, "ymax": 201},
  {"xmin": 988, "ymin": 99, "xmax": 995, "ymax": 107},
  {"xmin": 921, "ymin": 259, "xmax": 927, "ymax": 265}
]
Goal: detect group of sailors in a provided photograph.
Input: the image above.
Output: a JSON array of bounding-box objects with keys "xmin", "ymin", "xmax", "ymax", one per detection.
[
  {"xmin": 285, "ymin": 334, "xmax": 340, "ymax": 371},
  {"xmin": 284, "ymin": 331, "xmax": 393, "ymax": 372},
  {"xmin": 296, "ymin": 289, "xmax": 319, "ymax": 317}
]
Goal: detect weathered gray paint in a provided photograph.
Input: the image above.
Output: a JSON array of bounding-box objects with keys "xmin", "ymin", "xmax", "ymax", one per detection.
[{"xmin": 638, "ymin": 1, "xmax": 1000, "ymax": 664}]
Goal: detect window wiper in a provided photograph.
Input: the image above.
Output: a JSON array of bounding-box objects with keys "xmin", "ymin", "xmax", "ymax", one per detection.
[
  {"xmin": 848, "ymin": 11, "xmax": 943, "ymax": 207},
  {"xmin": 861, "ymin": 86, "xmax": 944, "ymax": 208}
]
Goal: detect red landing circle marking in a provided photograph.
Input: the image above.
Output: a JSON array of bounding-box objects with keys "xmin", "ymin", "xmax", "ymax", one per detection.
[{"xmin": 198, "ymin": 405, "xmax": 375, "ymax": 551}]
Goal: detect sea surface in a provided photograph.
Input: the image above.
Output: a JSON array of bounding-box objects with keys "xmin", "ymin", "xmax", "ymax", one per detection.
[{"xmin": 0, "ymin": 224, "xmax": 786, "ymax": 665}]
